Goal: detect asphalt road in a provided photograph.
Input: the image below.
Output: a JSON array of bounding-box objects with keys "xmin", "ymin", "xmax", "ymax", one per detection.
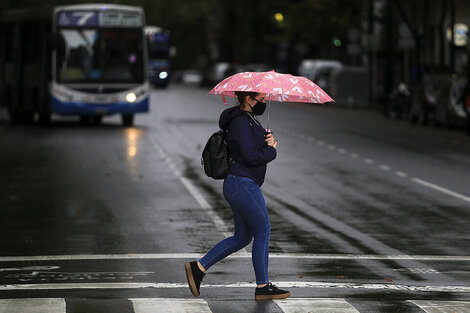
[{"xmin": 0, "ymin": 84, "xmax": 470, "ymax": 313}]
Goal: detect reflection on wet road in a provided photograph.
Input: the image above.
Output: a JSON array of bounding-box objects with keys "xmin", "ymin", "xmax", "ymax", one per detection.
[{"xmin": 0, "ymin": 84, "xmax": 469, "ymax": 312}]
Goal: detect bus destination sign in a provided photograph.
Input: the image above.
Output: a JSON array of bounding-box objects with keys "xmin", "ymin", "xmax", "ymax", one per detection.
[
  {"xmin": 57, "ymin": 11, "xmax": 142, "ymax": 28},
  {"xmin": 99, "ymin": 11, "xmax": 142, "ymax": 27}
]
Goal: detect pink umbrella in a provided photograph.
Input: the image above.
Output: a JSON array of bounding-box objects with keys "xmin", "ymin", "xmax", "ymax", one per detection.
[
  {"xmin": 209, "ymin": 70, "xmax": 334, "ymax": 129},
  {"xmin": 209, "ymin": 70, "xmax": 334, "ymax": 104}
]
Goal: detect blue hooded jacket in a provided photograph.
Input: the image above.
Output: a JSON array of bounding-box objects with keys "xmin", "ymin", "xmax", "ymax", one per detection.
[{"xmin": 219, "ymin": 106, "xmax": 276, "ymax": 186}]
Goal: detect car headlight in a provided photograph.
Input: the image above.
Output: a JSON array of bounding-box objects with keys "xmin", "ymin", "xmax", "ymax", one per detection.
[
  {"xmin": 126, "ymin": 93, "xmax": 137, "ymax": 103},
  {"xmin": 159, "ymin": 71, "xmax": 168, "ymax": 80}
]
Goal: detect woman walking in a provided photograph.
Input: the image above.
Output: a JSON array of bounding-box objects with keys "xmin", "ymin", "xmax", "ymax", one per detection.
[{"xmin": 185, "ymin": 91, "xmax": 290, "ymax": 301}]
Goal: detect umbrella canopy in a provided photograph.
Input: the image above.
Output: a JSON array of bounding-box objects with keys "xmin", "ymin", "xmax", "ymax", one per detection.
[{"xmin": 209, "ymin": 70, "xmax": 334, "ymax": 104}]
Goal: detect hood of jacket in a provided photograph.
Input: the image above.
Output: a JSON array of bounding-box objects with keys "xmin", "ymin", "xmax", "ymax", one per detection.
[{"xmin": 219, "ymin": 106, "xmax": 246, "ymax": 130}]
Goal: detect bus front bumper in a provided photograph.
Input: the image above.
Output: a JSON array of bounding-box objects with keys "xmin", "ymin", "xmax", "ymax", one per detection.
[{"xmin": 51, "ymin": 97, "xmax": 149, "ymax": 115}]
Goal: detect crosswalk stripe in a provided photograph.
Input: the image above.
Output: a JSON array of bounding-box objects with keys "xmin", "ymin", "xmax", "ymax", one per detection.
[
  {"xmin": 3, "ymin": 281, "xmax": 470, "ymax": 293},
  {"xmin": 2, "ymin": 298, "xmax": 470, "ymax": 313},
  {"xmin": 2, "ymin": 253, "xmax": 470, "ymax": 262},
  {"xmin": 408, "ymin": 300, "xmax": 470, "ymax": 313},
  {"xmin": 130, "ymin": 298, "xmax": 212, "ymax": 313},
  {"xmin": 0, "ymin": 298, "xmax": 65, "ymax": 313},
  {"xmin": 275, "ymin": 298, "xmax": 360, "ymax": 313}
]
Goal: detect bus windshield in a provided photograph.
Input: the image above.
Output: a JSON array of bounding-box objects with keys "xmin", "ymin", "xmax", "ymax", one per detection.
[{"xmin": 56, "ymin": 28, "xmax": 144, "ymax": 84}]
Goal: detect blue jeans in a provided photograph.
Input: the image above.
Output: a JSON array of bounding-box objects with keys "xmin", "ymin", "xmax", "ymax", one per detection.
[{"xmin": 199, "ymin": 175, "xmax": 271, "ymax": 285}]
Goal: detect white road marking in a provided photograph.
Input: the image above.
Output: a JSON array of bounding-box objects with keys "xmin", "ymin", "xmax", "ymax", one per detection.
[
  {"xmin": 409, "ymin": 300, "xmax": 470, "ymax": 313},
  {"xmin": 307, "ymin": 137, "xmax": 315, "ymax": 143},
  {"xmin": 364, "ymin": 158, "xmax": 374, "ymax": 165},
  {"xmin": 411, "ymin": 178, "xmax": 470, "ymax": 203},
  {"xmin": 148, "ymin": 137, "xmax": 236, "ymax": 241},
  {"xmin": 379, "ymin": 165, "xmax": 391, "ymax": 171},
  {"xmin": 0, "ymin": 266, "xmax": 60, "ymax": 272},
  {"xmin": 294, "ymin": 129, "xmax": 470, "ymax": 204},
  {"xmin": 178, "ymin": 177, "xmax": 233, "ymax": 238},
  {"xmin": 2, "ymin": 281, "xmax": 470, "ymax": 293},
  {"xmin": 1, "ymin": 253, "xmax": 470, "ymax": 262},
  {"xmin": 0, "ymin": 298, "xmax": 65, "ymax": 313},
  {"xmin": 395, "ymin": 268, "xmax": 440, "ymax": 274},
  {"xmin": 131, "ymin": 298, "xmax": 212, "ymax": 313},
  {"xmin": 275, "ymin": 298, "xmax": 360, "ymax": 313}
]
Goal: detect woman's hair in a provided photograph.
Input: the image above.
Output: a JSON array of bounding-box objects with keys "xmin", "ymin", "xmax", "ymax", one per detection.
[{"xmin": 234, "ymin": 91, "xmax": 259, "ymax": 105}]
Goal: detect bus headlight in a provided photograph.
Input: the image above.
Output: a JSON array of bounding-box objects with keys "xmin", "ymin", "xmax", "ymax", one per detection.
[
  {"xmin": 126, "ymin": 93, "xmax": 137, "ymax": 103},
  {"xmin": 159, "ymin": 71, "xmax": 168, "ymax": 80}
]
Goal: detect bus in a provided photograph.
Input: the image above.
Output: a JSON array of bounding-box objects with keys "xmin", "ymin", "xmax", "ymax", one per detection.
[
  {"xmin": 0, "ymin": 4, "xmax": 149, "ymax": 126},
  {"xmin": 145, "ymin": 26, "xmax": 171, "ymax": 87}
]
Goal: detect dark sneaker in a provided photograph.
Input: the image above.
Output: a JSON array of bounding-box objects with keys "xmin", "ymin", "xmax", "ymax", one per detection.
[
  {"xmin": 185, "ymin": 261, "xmax": 206, "ymax": 297},
  {"xmin": 255, "ymin": 282, "xmax": 290, "ymax": 300}
]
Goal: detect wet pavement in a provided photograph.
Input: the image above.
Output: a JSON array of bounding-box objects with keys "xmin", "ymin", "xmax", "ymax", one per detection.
[{"xmin": 0, "ymin": 84, "xmax": 470, "ymax": 312}]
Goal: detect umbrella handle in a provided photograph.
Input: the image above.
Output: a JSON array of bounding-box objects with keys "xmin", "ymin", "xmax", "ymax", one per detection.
[{"xmin": 266, "ymin": 95, "xmax": 271, "ymax": 130}]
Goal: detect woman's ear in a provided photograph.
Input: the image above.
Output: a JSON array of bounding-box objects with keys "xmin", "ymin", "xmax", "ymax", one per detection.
[{"xmin": 245, "ymin": 95, "xmax": 251, "ymax": 105}]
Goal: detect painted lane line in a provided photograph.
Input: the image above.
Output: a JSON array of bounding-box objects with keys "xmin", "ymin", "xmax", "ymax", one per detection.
[
  {"xmin": 411, "ymin": 177, "xmax": 470, "ymax": 203},
  {"xmin": 379, "ymin": 165, "xmax": 391, "ymax": 171},
  {"xmin": 395, "ymin": 171, "xmax": 408, "ymax": 178},
  {"xmin": 148, "ymin": 137, "xmax": 239, "ymax": 246},
  {"xmin": 3, "ymin": 281, "xmax": 470, "ymax": 293},
  {"xmin": 275, "ymin": 298, "xmax": 360, "ymax": 313},
  {"xmin": 0, "ymin": 298, "xmax": 65, "ymax": 313},
  {"xmin": 131, "ymin": 298, "xmax": 212, "ymax": 313},
  {"xmin": 338, "ymin": 148, "xmax": 347, "ymax": 154},
  {"xmin": 395, "ymin": 268, "xmax": 440, "ymax": 274},
  {"xmin": 2, "ymin": 253, "xmax": 470, "ymax": 262},
  {"xmin": 179, "ymin": 177, "xmax": 233, "ymax": 238},
  {"xmin": 307, "ymin": 136, "xmax": 315, "ymax": 143},
  {"xmin": 291, "ymin": 131, "xmax": 470, "ymax": 204},
  {"xmin": 364, "ymin": 158, "xmax": 374, "ymax": 165},
  {"xmin": 408, "ymin": 300, "xmax": 470, "ymax": 313}
]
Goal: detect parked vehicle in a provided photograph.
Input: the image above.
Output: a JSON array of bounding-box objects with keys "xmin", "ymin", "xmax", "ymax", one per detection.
[
  {"xmin": 409, "ymin": 74, "xmax": 467, "ymax": 128},
  {"xmin": 298, "ymin": 59, "xmax": 343, "ymax": 94},
  {"xmin": 207, "ymin": 62, "xmax": 230, "ymax": 86},
  {"xmin": 181, "ymin": 70, "xmax": 203, "ymax": 85},
  {"xmin": 244, "ymin": 63, "xmax": 271, "ymax": 73},
  {"xmin": 329, "ymin": 66, "xmax": 369, "ymax": 107}
]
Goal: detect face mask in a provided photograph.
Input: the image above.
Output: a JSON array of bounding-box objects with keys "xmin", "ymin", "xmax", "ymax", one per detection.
[{"xmin": 249, "ymin": 97, "xmax": 267, "ymax": 115}]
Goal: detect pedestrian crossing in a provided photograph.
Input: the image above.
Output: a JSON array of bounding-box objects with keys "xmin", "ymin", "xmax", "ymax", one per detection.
[{"xmin": 1, "ymin": 298, "xmax": 470, "ymax": 313}]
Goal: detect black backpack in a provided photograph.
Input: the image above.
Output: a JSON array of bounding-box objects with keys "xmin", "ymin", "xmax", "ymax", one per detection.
[{"xmin": 201, "ymin": 130, "xmax": 232, "ymax": 179}]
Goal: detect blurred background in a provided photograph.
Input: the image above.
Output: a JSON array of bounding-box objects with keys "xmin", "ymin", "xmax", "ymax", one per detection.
[
  {"xmin": 1, "ymin": 0, "xmax": 470, "ymax": 131},
  {"xmin": 1, "ymin": 3, "xmax": 470, "ymax": 310}
]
